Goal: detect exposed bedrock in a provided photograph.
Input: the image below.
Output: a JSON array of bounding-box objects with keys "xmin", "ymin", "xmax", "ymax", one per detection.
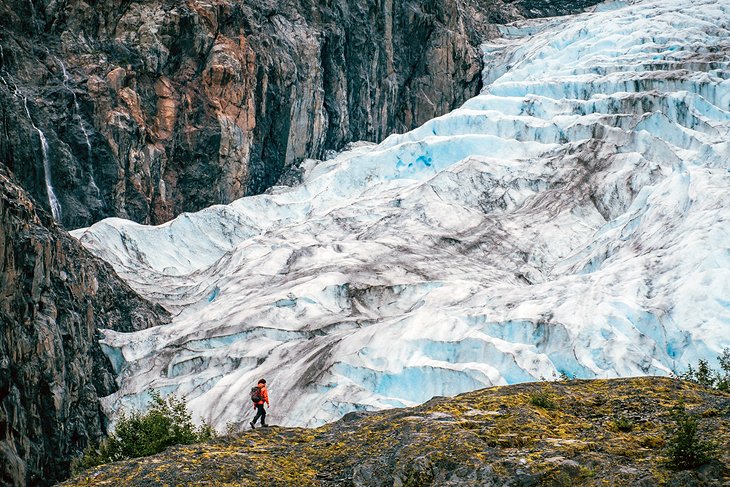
[
  {"xmin": 0, "ymin": 165, "xmax": 169, "ymax": 486},
  {"xmin": 511, "ymin": 0, "xmax": 610, "ymax": 18},
  {"xmin": 0, "ymin": 0, "xmax": 601, "ymax": 228}
]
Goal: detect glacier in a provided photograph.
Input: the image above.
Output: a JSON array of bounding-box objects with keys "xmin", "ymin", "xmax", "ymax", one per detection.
[{"xmin": 72, "ymin": 0, "xmax": 730, "ymax": 429}]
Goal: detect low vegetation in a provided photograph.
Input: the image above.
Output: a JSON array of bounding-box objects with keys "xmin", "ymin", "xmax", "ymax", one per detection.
[
  {"xmin": 63, "ymin": 377, "xmax": 730, "ymax": 486},
  {"xmin": 72, "ymin": 391, "xmax": 216, "ymax": 474},
  {"xmin": 66, "ymin": 350, "xmax": 730, "ymax": 483},
  {"xmin": 528, "ymin": 390, "xmax": 557, "ymax": 410},
  {"xmin": 664, "ymin": 403, "xmax": 718, "ymax": 470},
  {"xmin": 612, "ymin": 415, "xmax": 634, "ymax": 433}
]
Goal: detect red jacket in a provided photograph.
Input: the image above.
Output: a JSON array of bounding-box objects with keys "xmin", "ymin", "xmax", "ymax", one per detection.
[{"xmin": 254, "ymin": 384, "xmax": 269, "ymax": 407}]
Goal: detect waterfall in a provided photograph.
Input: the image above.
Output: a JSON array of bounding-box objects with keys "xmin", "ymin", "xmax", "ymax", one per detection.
[
  {"xmin": 56, "ymin": 56, "xmax": 99, "ymax": 196},
  {"xmin": 23, "ymin": 97, "xmax": 62, "ymax": 220},
  {"xmin": 81, "ymin": 122, "xmax": 100, "ymax": 196},
  {"xmin": 27, "ymin": 0, "xmax": 40, "ymax": 34}
]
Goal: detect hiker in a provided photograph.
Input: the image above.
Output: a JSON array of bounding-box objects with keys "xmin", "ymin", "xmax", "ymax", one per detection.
[{"xmin": 249, "ymin": 378, "xmax": 269, "ymax": 428}]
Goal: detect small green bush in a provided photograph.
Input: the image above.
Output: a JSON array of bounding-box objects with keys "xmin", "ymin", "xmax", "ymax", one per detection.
[
  {"xmin": 529, "ymin": 391, "xmax": 557, "ymax": 410},
  {"xmin": 613, "ymin": 416, "xmax": 634, "ymax": 433},
  {"xmin": 72, "ymin": 391, "xmax": 217, "ymax": 474},
  {"xmin": 664, "ymin": 404, "xmax": 717, "ymax": 470}
]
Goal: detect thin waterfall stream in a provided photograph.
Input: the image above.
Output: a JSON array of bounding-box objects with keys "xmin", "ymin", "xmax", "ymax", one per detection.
[
  {"xmin": 56, "ymin": 57, "xmax": 100, "ymax": 196},
  {"xmin": 23, "ymin": 97, "xmax": 62, "ymax": 220}
]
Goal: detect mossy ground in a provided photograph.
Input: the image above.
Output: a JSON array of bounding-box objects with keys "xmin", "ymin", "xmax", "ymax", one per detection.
[{"xmin": 62, "ymin": 377, "xmax": 730, "ymax": 486}]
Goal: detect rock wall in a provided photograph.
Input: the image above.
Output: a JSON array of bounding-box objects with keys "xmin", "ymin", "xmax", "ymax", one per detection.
[
  {"xmin": 0, "ymin": 0, "xmax": 508, "ymax": 228},
  {"xmin": 511, "ymin": 0, "xmax": 607, "ymax": 18},
  {"xmin": 0, "ymin": 165, "xmax": 169, "ymax": 486}
]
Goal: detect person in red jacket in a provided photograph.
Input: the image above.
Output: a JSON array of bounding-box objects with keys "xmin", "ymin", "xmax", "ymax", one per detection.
[{"xmin": 250, "ymin": 378, "xmax": 269, "ymax": 428}]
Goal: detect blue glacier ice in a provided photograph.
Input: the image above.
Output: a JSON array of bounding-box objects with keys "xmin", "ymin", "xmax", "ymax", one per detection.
[{"xmin": 72, "ymin": 0, "xmax": 730, "ymax": 428}]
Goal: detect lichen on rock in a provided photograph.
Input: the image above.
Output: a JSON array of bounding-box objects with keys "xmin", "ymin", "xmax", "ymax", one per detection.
[{"xmin": 63, "ymin": 378, "xmax": 730, "ymax": 486}]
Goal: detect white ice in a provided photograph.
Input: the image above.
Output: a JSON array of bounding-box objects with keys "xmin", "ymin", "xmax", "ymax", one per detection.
[{"xmin": 72, "ymin": 0, "xmax": 730, "ymax": 429}]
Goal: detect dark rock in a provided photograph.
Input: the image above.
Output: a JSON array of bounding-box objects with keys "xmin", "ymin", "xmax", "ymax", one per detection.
[
  {"xmin": 342, "ymin": 410, "xmax": 374, "ymax": 423},
  {"xmin": 512, "ymin": 0, "xmax": 605, "ymax": 18},
  {"xmin": 696, "ymin": 460, "xmax": 725, "ymax": 485},
  {"xmin": 543, "ymin": 456, "xmax": 582, "ymax": 474},
  {"xmin": 0, "ymin": 0, "xmax": 602, "ymax": 228},
  {"xmin": 0, "ymin": 0, "xmax": 487, "ymax": 228},
  {"xmin": 0, "ymin": 165, "xmax": 169, "ymax": 486}
]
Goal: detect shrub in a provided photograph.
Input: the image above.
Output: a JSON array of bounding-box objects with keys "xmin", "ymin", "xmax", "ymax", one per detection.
[
  {"xmin": 529, "ymin": 391, "xmax": 557, "ymax": 410},
  {"xmin": 694, "ymin": 359, "xmax": 715, "ymax": 388},
  {"xmin": 225, "ymin": 421, "xmax": 241, "ymax": 435},
  {"xmin": 664, "ymin": 404, "xmax": 717, "ymax": 470},
  {"xmin": 613, "ymin": 416, "xmax": 634, "ymax": 433},
  {"xmin": 72, "ymin": 391, "xmax": 217, "ymax": 474},
  {"xmin": 717, "ymin": 348, "xmax": 730, "ymax": 392}
]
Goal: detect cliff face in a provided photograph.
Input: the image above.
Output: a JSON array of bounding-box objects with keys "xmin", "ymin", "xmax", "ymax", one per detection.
[
  {"xmin": 0, "ymin": 165, "xmax": 169, "ymax": 486},
  {"xmin": 0, "ymin": 0, "xmax": 504, "ymax": 228},
  {"xmin": 0, "ymin": 0, "xmax": 605, "ymax": 228},
  {"xmin": 511, "ymin": 0, "xmax": 608, "ymax": 17}
]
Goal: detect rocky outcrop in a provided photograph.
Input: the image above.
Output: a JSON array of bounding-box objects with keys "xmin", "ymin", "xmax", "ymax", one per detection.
[
  {"xmin": 511, "ymin": 0, "xmax": 607, "ymax": 18},
  {"xmin": 63, "ymin": 377, "xmax": 730, "ymax": 486},
  {"xmin": 0, "ymin": 165, "xmax": 169, "ymax": 486},
  {"xmin": 0, "ymin": 0, "xmax": 602, "ymax": 228}
]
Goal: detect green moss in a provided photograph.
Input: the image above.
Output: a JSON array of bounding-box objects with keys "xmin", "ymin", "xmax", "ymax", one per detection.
[{"xmin": 611, "ymin": 416, "xmax": 634, "ymax": 432}]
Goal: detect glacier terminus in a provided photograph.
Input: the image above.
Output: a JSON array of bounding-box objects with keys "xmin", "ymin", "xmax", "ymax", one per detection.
[{"xmin": 72, "ymin": 0, "xmax": 730, "ymax": 429}]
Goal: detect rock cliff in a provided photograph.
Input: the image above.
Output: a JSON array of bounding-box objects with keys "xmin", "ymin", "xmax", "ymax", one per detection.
[
  {"xmin": 0, "ymin": 0, "xmax": 602, "ymax": 228},
  {"xmin": 511, "ymin": 0, "xmax": 609, "ymax": 18},
  {"xmin": 0, "ymin": 0, "xmax": 489, "ymax": 228},
  {"xmin": 0, "ymin": 165, "xmax": 169, "ymax": 486}
]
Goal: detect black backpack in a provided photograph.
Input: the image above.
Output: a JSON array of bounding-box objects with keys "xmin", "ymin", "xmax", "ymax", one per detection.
[{"xmin": 250, "ymin": 386, "xmax": 262, "ymax": 403}]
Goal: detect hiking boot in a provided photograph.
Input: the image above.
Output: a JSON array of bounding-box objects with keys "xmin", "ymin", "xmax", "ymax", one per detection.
[
  {"xmin": 249, "ymin": 421, "xmax": 255, "ymax": 429},
  {"xmin": 262, "ymin": 423, "xmax": 269, "ymax": 427}
]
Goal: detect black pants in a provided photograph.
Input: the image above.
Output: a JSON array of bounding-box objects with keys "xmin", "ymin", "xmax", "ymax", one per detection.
[{"xmin": 252, "ymin": 404, "xmax": 266, "ymax": 425}]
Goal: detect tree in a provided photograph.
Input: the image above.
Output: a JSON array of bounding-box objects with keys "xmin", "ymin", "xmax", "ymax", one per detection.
[
  {"xmin": 73, "ymin": 391, "xmax": 216, "ymax": 473},
  {"xmin": 664, "ymin": 404, "xmax": 717, "ymax": 470},
  {"xmin": 679, "ymin": 348, "xmax": 730, "ymax": 392}
]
